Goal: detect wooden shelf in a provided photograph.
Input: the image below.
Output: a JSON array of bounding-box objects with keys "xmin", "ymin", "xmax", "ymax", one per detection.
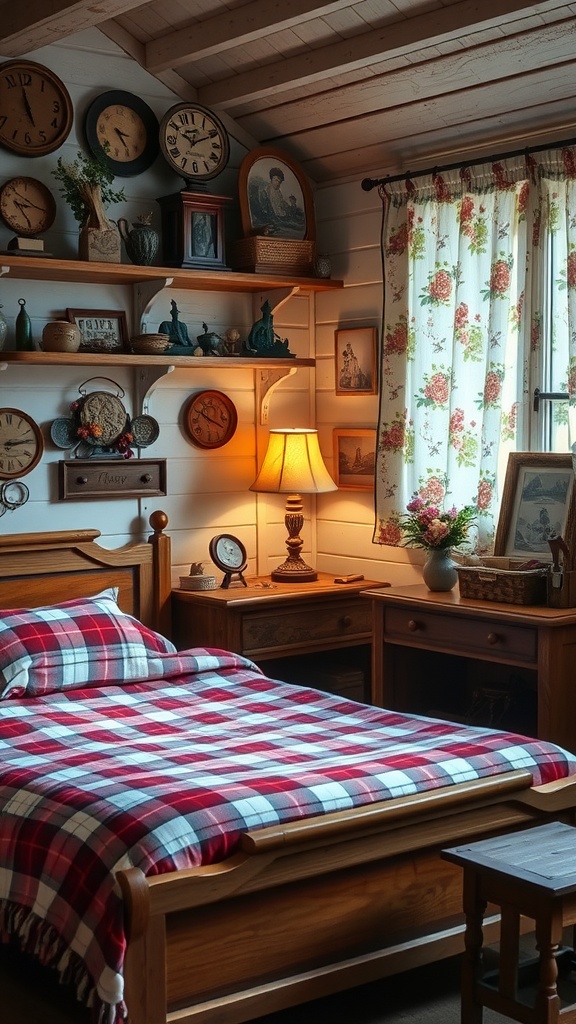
[
  {"xmin": 0, "ymin": 351, "xmax": 313, "ymax": 369},
  {"xmin": 0, "ymin": 255, "xmax": 343, "ymax": 293}
]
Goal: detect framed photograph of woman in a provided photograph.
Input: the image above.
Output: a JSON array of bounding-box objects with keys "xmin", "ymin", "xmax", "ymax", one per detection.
[
  {"xmin": 335, "ymin": 327, "xmax": 378, "ymax": 395},
  {"xmin": 238, "ymin": 147, "xmax": 315, "ymax": 241},
  {"xmin": 494, "ymin": 452, "xmax": 576, "ymax": 560}
]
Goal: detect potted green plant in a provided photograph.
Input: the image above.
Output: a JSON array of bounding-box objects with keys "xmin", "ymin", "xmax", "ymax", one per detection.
[{"xmin": 52, "ymin": 150, "xmax": 126, "ymax": 263}]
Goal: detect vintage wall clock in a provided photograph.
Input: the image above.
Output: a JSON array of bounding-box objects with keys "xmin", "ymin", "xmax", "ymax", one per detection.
[
  {"xmin": 0, "ymin": 59, "xmax": 73, "ymax": 156},
  {"xmin": 159, "ymin": 102, "xmax": 230, "ymax": 185},
  {"xmin": 183, "ymin": 390, "xmax": 238, "ymax": 449},
  {"xmin": 84, "ymin": 90, "xmax": 159, "ymax": 177},
  {"xmin": 0, "ymin": 408, "xmax": 44, "ymax": 479},
  {"xmin": 0, "ymin": 176, "xmax": 56, "ymax": 237},
  {"xmin": 209, "ymin": 534, "xmax": 248, "ymax": 588}
]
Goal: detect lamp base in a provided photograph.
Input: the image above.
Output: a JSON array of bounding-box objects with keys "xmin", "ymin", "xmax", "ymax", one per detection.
[{"xmin": 271, "ymin": 557, "xmax": 318, "ymax": 583}]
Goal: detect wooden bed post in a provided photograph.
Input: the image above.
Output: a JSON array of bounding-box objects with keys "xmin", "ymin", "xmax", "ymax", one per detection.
[{"xmin": 148, "ymin": 511, "xmax": 172, "ymax": 639}]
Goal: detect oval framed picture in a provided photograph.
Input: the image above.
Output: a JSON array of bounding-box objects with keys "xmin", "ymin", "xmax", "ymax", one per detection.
[{"xmin": 237, "ymin": 146, "xmax": 315, "ymax": 241}]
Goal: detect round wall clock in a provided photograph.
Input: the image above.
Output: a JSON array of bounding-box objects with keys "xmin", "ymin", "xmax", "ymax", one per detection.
[
  {"xmin": 0, "ymin": 59, "xmax": 73, "ymax": 156},
  {"xmin": 0, "ymin": 177, "xmax": 56, "ymax": 236},
  {"xmin": 84, "ymin": 90, "xmax": 160, "ymax": 177},
  {"xmin": 0, "ymin": 408, "xmax": 44, "ymax": 479},
  {"xmin": 209, "ymin": 533, "xmax": 248, "ymax": 589},
  {"xmin": 183, "ymin": 389, "xmax": 238, "ymax": 449},
  {"xmin": 159, "ymin": 102, "xmax": 230, "ymax": 184}
]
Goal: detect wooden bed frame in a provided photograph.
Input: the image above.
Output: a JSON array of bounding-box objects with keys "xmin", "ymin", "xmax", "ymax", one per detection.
[{"xmin": 2, "ymin": 513, "xmax": 576, "ymax": 1024}]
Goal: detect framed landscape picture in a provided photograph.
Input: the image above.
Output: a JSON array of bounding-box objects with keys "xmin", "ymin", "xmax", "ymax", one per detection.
[
  {"xmin": 335, "ymin": 327, "xmax": 377, "ymax": 395},
  {"xmin": 66, "ymin": 308, "xmax": 129, "ymax": 354},
  {"xmin": 333, "ymin": 429, "xmax": 376, "ymax": 491},
  {"xmin": 494, "ymin": 452, "xmax": 576, "ymax": 560}
]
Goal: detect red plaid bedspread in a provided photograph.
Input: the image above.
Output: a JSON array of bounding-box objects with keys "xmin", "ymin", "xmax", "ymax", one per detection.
[{"xmin": 1, "ymin": 648, "xmax": 575, "ymax": 1020}]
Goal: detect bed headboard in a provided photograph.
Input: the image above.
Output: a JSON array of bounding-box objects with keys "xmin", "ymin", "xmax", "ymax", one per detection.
[{"xmin": 0, "ymin": 510, "xmax": 172, "ymax": 637}]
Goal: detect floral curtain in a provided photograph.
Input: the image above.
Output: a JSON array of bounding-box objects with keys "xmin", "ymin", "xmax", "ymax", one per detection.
[{"xmin": 373, "ymin": 146, "xmax": 576, "ymax": 552}]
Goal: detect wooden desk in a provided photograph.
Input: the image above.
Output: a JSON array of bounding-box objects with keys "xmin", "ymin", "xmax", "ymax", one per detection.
[
  {"xmin": 365, "ymin": 585, "xmax": 576, "ymax": 751},
  {"xmin": 172, "ymin": 573, "xmax": 386, "ymax": 700}
]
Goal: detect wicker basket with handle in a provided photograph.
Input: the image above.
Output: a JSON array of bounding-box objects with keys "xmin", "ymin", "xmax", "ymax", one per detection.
[{"xmin": 456, "ymin": 562, "xmax": 549, "ymax": 605}]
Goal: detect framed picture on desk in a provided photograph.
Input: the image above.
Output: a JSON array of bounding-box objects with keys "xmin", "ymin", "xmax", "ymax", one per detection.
[{"xmin": 494, "ymin": 452, "xmax": 576, "ymax": 560}]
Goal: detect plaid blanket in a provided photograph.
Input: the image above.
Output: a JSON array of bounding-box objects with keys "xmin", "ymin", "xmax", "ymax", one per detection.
[{"xmin": 1, "ymin": 647, "xmax": 575, "ymax": 1021}]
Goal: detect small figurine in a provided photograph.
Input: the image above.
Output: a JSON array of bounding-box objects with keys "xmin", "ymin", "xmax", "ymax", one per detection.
[
  {"xmin": 158, "ymin": 300, "xmax": 194, "ymax": 348},
  {"xmin": 196, "ymin": 322, "xmax": 228, "ymax": 356},
  {"xmin": 243, "ymin": 300, "xmax": 295, "ymax": 358}
]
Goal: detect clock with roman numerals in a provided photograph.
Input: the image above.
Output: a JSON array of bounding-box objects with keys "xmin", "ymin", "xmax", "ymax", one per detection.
[
  {"xmin": 159, "ymin": 102, "xmax": 230, "ymax": 185},
  {"xmin": 0, "ymin": 408, "xmax": 44, "ymax": 479}
]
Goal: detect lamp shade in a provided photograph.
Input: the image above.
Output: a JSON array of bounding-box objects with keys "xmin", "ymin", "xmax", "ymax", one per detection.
[{"xmin": 250, "ymin": 429, "xmax": 337, "ymax": 494}]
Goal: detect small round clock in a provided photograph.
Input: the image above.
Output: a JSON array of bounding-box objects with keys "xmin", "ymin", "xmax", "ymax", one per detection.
[
  {"xmin": 0, "ymin": 177, "xmax": 56, "ymax": 237},
  {"xmin": 0, "ymin": 59, "xmax": 73, "ymax": 156},
  {"xmin": 209, "ymin": 534, "xmax": 248, "ymax": 588},
  {"xmin": 0, "ymin": 408, "xmax": 44, "ymax": 479},
  {"xmin": 183, "ymin": 390, "xmax": 238, "ymax": 449},
  {"xmin": 84, "ymin": 90, "xmax": 160, "ymax": 177},
  {"xmin": 159, "ymin": 102, "xmax": 230, "ymax": 183}
]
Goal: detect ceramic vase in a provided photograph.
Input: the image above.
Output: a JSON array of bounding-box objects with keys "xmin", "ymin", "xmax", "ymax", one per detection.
[
  {"xmin": 314, "ymin": 252, "xmax": 332, "ymax": 278},
  {"xmin": 422, "ymin": 547, "xmax": 458, "ymax": 592},
  {"xmin": 118, "ymin": 219, "xmax": 160, "ymax": 266}
]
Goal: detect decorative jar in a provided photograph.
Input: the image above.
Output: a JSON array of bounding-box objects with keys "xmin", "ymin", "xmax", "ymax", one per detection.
[
  {"xmin": 422, "ymin": 548, "xmax": 458, "ymax": 592},
  {"xmin": 41, "ymin": 321, "xmax": 82, "ymax": 352},
  {"xmin": 314, "ymin": 253, "xmax": 332, "ymax": 278}
]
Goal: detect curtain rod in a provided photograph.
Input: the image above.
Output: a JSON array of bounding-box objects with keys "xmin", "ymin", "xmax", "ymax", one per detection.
[{"xmin": 360, "ymin": 134, "xmax": 576, "ymax": 191}]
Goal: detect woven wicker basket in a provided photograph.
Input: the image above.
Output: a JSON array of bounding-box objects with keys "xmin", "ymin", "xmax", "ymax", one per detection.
[
  {"xmin": 229, "ymin": 236, "xmax": 315, "ymax": 275},
  {"xmin": 457, "ymin": 561, "xmax": 549, "ymax": 605}
]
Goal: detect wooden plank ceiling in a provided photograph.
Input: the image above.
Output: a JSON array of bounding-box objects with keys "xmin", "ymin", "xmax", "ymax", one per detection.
[{"xmin": 2, "ymin": 0, "xmax": 576, "ymax": 186}]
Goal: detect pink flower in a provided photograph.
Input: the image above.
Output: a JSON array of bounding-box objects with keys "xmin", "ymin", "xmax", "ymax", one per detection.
[
  {"xmin": 489, "ymin": 260, "xmax": 511, "ymax": 295},
  {"xmin": 483, "ymin": 370, "xmax": 502, "ymax": 404},
  {"xmin": 424, "ymin": 372, "xmax": 450, "ymax": 404},
  {"xmin": 429, "ymin": 269, "xmax": 452, "ymax": 302}
]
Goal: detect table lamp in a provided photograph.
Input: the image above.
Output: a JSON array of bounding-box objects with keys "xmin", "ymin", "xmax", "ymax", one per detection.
[{"xmin": 250, "ymin": 428, "xmax": 337, "ymax": 582}]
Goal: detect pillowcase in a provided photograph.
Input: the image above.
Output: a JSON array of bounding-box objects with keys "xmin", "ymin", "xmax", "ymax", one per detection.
[{"xmin": 0, "ymin": 587, "xmax": 177, "ymax": 700}]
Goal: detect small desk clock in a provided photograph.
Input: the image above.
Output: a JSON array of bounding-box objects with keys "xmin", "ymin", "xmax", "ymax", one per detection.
[{"xmin": 209, "ymin": 534, "xmax": 248, "ymax": 589}]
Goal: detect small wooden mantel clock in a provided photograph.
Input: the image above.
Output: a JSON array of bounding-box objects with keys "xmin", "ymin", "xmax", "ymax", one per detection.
[{"xmin": 157, "ymin": 189, "xmax": 232, "ymax": 271}]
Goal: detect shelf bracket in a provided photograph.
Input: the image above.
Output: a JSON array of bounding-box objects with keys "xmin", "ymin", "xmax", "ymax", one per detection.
[
  {"xmin": 133, "ymin": 276, "xmax": 174, "ymax": 330},
  {"xmin": 257, "ymin": 366, "xmax": 297, "ymax": 424},
  {"xmin": 252, "ymin": 286, "xmax": 298, "ymax": 319},
  {"xmin": 134, "ymin": 364, "xmax": 175, "ymax": 416}
]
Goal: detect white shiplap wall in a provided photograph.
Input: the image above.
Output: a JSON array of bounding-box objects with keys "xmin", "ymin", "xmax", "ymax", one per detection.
[{"xmin": 0, "ymin": 28, "xmax": 418, "ymax": 588}]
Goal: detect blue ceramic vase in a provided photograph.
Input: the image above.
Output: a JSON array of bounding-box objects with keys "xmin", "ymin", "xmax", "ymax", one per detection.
[{"xmin": 422, "ymin": 548, "xmax": 458, "ymax": 592}]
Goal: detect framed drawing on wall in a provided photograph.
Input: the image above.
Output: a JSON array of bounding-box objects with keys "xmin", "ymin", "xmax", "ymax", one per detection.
[
  {"xmin": 66, "ymin": 308, "xmax": 129, "ymax": 354},
  {"xmin": 237, "ymin": 146, "xmax": 315, "ymax": 241},
  {"xmin": 335, "ymin": 327, "xmax": 377, "ymax": 395},
  {"xmin": 494, "ymin": 452, "xmax": 576, "ymax": 560},
  {"xmin": 333, "ymin": 429, "xmax": 376, "ymax": 491}
]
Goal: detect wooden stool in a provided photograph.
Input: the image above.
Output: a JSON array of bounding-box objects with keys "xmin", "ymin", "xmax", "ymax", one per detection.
[{"xmin": 442, "ymin": 821, "xmax": 576, "ymax": 1024}]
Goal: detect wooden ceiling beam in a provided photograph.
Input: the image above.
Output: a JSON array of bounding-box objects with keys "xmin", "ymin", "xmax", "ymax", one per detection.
[
  {"xmin": 0, "ymin": 0, "xmax": 144, "ymax": 56},
  {"xmin": 198, "ymin": 0, "xmax": 575, "ymax": 108},
  {"xmin": 144, "ymin": 0, "xmax": 352, "ymax": 73}
]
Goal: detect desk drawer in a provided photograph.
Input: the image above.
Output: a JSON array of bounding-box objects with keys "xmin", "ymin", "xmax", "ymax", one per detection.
[
  {"xmin": 243, "ymin": 599, "xmax": 371, "ymax": 655},
  {"xmin": 384, "ymin": 607, "xmax": 537, "ymax": 664}
]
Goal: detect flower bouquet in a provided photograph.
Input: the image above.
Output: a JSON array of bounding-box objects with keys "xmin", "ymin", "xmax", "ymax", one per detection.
[{"xmin": 398, "ymin": 497, "xmax": 477, "ymax": 550}]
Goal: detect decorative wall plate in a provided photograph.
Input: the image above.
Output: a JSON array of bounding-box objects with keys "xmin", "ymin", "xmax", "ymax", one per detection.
[{"xmin": 131, "ymin": 414, "xmax": 160, "ymax": 447}]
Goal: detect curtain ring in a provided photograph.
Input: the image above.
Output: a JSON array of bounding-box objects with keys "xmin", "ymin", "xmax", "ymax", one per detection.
[{"xmin": 0, "ymin": 480, "xmax": 29, "ymax": 510}]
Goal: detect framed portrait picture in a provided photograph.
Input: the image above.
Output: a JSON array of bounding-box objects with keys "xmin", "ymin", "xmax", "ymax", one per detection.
[
  {"xmin": 335, "ymin": 327, "xmax": 377, "ymax": 395},
  {"xmin": 238, "ymin": 146, "xmax": 315, "ymax": 241},
  {"xmin": 66, "ymin": 309, "xmax": 129, "ymax": 354},
  {"xmin": 333, "ymin": 429, "xmax": 376, "ymax": 491},
  {"xmin": 494, "ymin": 452, "xmax": 576, "ymax": 560}
]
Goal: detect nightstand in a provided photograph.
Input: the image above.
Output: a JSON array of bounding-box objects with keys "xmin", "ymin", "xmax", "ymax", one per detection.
[{"xmin": 172, "ymin": 573, "xmax": 386, "ymax": 701}]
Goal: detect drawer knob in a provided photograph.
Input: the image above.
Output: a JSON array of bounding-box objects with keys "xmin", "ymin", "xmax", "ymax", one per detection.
[
  {"xmin": 408, "ymin": 619, "xmax": 420, "ymax": 632},
  {"xmin": 487, "ymin": 632, "xmax": 499, "ymax": 645},
  {"xmin": 76, "ymin": 475, "xmax": 88, "ymax": 485},
  {"xmin": 141, "ymin": 473, "xmax": 152, "ymax": 483},
  {"xmin": 340, "ymin": 615, "xmax": 353, "ymax": 628}
]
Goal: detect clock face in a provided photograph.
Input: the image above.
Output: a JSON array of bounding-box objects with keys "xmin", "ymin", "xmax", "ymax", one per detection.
[
  {"xmin": 209, "ymin": 534, "xmax": 248, "ymax": 573},
  {"xmin": 183, "ymin": 390, "xmax": 238, "ymax": 449},
  {"xmin": 159, "ymin": 103, "xmax": 230, "ymax": 183},
  {"xmin": 0, "ymin": 177, "xmax": 56, "ymax": 236},
  {"xmin": 0, "ymin": 408, "xmax": 44, "ymax": 479},
  {"xmin": 84, "ymin": 91, "xmax": 159, "ymax": 177},
  {"xmin": 0, "ymin": 59, "xmax": 73, "ymax": 156}
]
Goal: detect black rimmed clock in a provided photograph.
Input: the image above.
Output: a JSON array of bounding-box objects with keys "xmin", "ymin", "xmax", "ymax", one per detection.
[{"xmin": 84, "ymin": 90, "xmax": 159, "ymax": 177}]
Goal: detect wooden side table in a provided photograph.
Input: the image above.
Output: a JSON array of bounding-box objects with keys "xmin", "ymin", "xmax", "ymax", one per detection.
[
  {"xmin": 364, "ymin": 584, "xmax": 576, "ymax": 750},
  {"xmin": 443, "ymin": 821, "xmax": 576, "ymax": 1024},
  {"xmin": 172, "ymin": 573, "xmax": 386, "ymax": 700}
]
